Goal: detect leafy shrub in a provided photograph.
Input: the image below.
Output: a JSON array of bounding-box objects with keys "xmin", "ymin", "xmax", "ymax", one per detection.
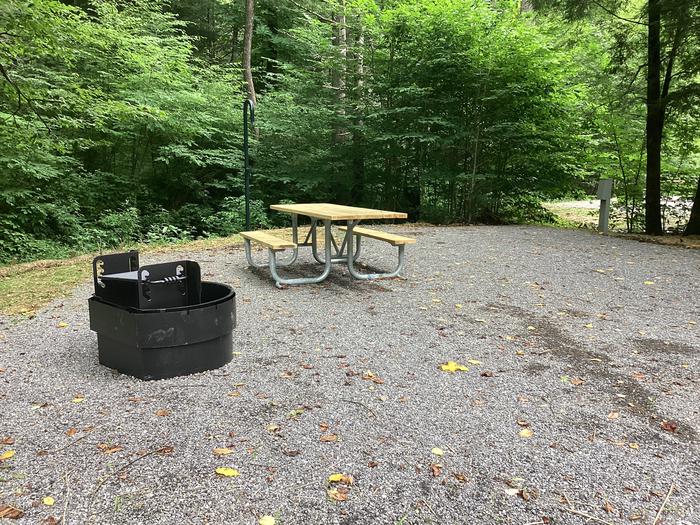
[{"xmin": 202, "ymin": 196, "xmax": 271, "ymax": 236}]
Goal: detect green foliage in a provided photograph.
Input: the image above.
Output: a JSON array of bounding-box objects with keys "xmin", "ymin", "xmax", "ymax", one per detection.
[{"xmin": 1, "ymin": 0, "xmax": 698, "ymax": 263}]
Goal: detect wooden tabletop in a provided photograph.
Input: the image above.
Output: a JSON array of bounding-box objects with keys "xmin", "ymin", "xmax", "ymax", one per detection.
[{"xmin": 270, "ymin": 203, "xmax": 407, "ymax": 221}]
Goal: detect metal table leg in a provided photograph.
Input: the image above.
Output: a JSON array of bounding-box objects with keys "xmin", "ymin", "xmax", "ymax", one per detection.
[
  {"xmin": 312, "ymin": 221, "xmax": 362, "ymax": 264},
  {"xmin": 345, "ymin": 220, "xmax": 406, "ymax": 280},
  {"xmin": 269, "ymin": 219, "xmax": 333, "ymax": 288}
]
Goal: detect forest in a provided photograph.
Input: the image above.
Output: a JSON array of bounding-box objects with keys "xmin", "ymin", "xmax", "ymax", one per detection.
[{"xmin": 0, "ymin": 0, "xmax": 699, "ymax": 264}]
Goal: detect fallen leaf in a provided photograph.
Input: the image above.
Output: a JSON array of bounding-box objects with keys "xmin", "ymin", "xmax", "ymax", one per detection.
[
  {"xmin": 631, "ymin": 371, "xmax": 646, "ymax": 381},
  {"xmin": 455, "ymin": 304, "xmax": 463, "ymax": 309},
  {"xmin": 155, "ymin": 409, "xmax": 170, "ymax": 417},
  {"xmin": 519, "ymin": 428, "xmax": 534, "ymax": 439},
  {"xmin": 629, "ymin": 442, "xmax": 640, "ymax": 449},
  {"xmin": 660, "ymin": 420, "xmax": 678, "ymax": 433},
  {"xmin": 65, "ymin": 428, "xmax": 78, "ymax": 437},
  {"xmin": 1, "ymin": 437, "xmax": 14, "ymax": 445},
  {"xmin": 439, "ymin": 361, "xmax": 469, "ymax": 373},
  {"xmin": 367, "ymin": 461, "xmax": 379, "ymax": 468},
  {"xmin": 584, "ymin": 323, "xmax": 594, "ymax": 329},
  {"xmin": 505, "ymin": 488, "xmax": 520, "ymax": 496},
  {"xmin": 42, "ymin": 497, "xmax": 55, "ymax": 506},
  {"xmin": 157, "ymin": 446, "xmax": 174, "ymax": 455},
  {"xmin": 319, "ymin": 422, "xmax": 329, "ymax": 432},
  {"xmin": 57, "ymin": 322, "xmax": 68, "ymax": 328},
  {"xmin": 430, "ymin": 463, "xmax": 442, "ymax": 477},
  {"xmin": 519, "ymin": 487, "xmax": 536, "ymax": 501},
  {"xmin": 287, "ymin": 408, "xmax": 304, "ymax": 419},
  {"xmin": 282, "ymin": 450, "xmax": 301, "ymax": 457},
  {"xmin": 603, "ymin": 500, "xmax": 615, "ymax": 513},
  {"xmin": 327, "ymin": 488, "xmax": 348, "ymax": 501},
  {"xmin": 527, "ymin": 326, "xmax": 536, "ymax": 331},
  {"xmin": 320, "ymin": 434, "xmax": 338, "ymax": 443},
  {"xmin": 0, "ymin": 505, "xmax": 24, "ymax": 519},
  {"xmin": 0, "ymin": 450, "xmax": 16, "ymax": 461},
  {"xmin": 643, "ymin": 281, "xmax": 654, "ymax": 285},
  {"xmin": 97, "ymin": 443, "xmax": 123, "ymax": 454},
  {"xmin": 431, "ymin": 447, "xmax": 444, "ymax": 456},
  {"xmin": 453, "ymin": 472, "xmax": 468, "ymax": 482},
  {"xmin": 227, "ymin": 391, "xmax": 241, "ymax": 397},
  {"xmin": 266, "ymin": 424, "xmax": 280, "ymax": 433},
  {"xmin": 516, "ymin": 420, "xmax": 529, "ymax": 427},
  {"xmin": 215, "ymin": 467, "xmax": 240, "ymax": 477},
  {"xmin": 44, "ymin": 516, "xmax": 59, "ymax": 525},
  {"xmin": 259, "ymin": 516, "xmax": 276, "ymax": 525},
  {"xmin": 608, "ymin": 411, "xmax": 620, "ymax": 420},
  {"xmin": 213, "ymin": 447, "xmax": 233, "ymax": 456},
  {"xmin": 480, "ymin": 371, "xmax": 494, "ymax": 377},
  {"xmin": 467, "ymin": 359, "xmax": 482, "ymax": 365},
  {"xmin": 71, "ymin": 395, "xmax": 85, "ymax": 403},
  {"xmin": 570, "ymin": 377, "xmax": 585, "ymax": 386},
  {"xmin": 361, "ymin": 371, "xmax": 384, "ymax": 384},
  {"xmin": 327, "ymin": 473, "xmax": 353, "ymax": 484}
]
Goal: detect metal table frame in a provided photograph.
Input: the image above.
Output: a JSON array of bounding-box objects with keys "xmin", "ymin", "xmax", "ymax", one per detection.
[{"xmin": 244, "ymin": 211, "xmax": 407, "ymax": 288}]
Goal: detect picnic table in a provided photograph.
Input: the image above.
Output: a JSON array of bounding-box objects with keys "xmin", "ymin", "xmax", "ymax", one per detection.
[{"xmin": 241, "ymin": 203, "xmax": 416, "ymax": 288}]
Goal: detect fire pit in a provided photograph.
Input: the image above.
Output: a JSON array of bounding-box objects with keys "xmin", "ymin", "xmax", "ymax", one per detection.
[{"xmin": 88, "ymin": 251, "xmax": 236, "ymax": 380}]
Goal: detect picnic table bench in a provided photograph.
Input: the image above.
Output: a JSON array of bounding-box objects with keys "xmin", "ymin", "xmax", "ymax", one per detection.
[{"xmin": 241, "ymin": 203, "xmax": 415, "ymax": 287}]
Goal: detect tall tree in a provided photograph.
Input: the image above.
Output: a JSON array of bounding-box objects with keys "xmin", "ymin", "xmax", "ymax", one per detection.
[
  {"xmin": 533, "ymin": 0, "xmax": 700, "ymax": 235},
  {"xmin": 243, "ymin": 0, "xmax": 257, "ymax": 104}
]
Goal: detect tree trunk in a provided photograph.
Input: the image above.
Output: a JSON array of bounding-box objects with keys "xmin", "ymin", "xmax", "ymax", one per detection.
[
  {"xmin": 645, "ymin": 0, "xmax": 663, "ymax": 235},
  {"xmin": 350, "ymin": 22, "xmax": 365, "ymax": 204},
  {"xmin": 243, "ymin": 0, "xmax": 256, "ymax": 104},
  {"xmin": 332, "ymin": 2, "xmax": 347, "ymax": 144},
  {"xmin": 685, "ymin": 178, "xmax": 700, "ymax": 235}
]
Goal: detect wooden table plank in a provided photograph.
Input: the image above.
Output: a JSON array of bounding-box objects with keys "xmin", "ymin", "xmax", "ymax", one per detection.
[{"xmin": 270, "ymin": 203, "xmax": 407, "ymax": 221}]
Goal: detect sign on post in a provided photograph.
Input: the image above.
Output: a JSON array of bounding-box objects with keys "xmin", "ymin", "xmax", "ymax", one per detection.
[{"xmin": 596, "ymin": 179, "xmax": 613, "ymax": 233}]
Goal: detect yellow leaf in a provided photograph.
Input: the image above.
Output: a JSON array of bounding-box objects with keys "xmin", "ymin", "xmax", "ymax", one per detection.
[
  {"xmin": 259, "ymin": 517, "xmax": 276, "ymax": 525},
  {"xmin": 629, "ymin": 442, "xmax": 640, "ymax": 450},
  {"xmin": 57, "ymin": 322, "xmax": 68, "ymax": 328},
  {"xmin": 643, "ymin": 281, "xmax": 655, "ymax": 285},
  {"xmin": 467, "ymin": 359, "xmax": 482, "ymax": 365},
  {"xmin": 72, "ymin": 395, "xmax": 85, "ymax": 403},
  {"xmin": 213, "ymin": 447, "xmax": 233, "ymax": 456},
  {"xmin": 439, "ymin": 361, "xmax": 469, "ymax": 373},
  {"xmin": 505, "ymin": 335, "xmax": 515, "ymax": 341},
  {"xmin": 431, "ymin": 447, "xmax": 444, "ymax": 456},
  {"xmin": 527, "ymin": 326, "xmax": 536, "ymax": 331},
  {"xmin": 519, "ymin": 428, "xmax": 534, "ymax": 439},
  {"xmin": 584, "ymin": 323, "xmax": 594, "ymax": 329},
  {"xmin": 0, "ymin": 450, "xmax": 16, "ymax": 461},
  {"xmin": 42, "ymin": 497, "xmax": 55, "ymax": 506},
  {"xmin": 455, "ymin": 304, "xmax": 463, "ymax": 309},
  {"xmin": 266, "ymin": 424, "xmax": 280, "ymax": 433},
  {"xmin": 215, "ymin": 467, "xmax": 240, "ymax": 477},
  {"xmin": 327, "ymin": 473, "xmax": 353, "ymax": 484}
]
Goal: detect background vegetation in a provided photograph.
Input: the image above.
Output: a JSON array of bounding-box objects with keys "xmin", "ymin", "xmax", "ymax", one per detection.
[{"xmin": 1, "ymin": 0, "xmax": 698, "ymax": 264}]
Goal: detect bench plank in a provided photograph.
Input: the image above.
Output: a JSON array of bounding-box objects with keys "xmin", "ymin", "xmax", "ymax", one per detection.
[
  {"xmin": 338, "ymin": 226, "xmax": 416, "ymax": 246},
  {"xmin": 241, "ymin": 231, "xmax": 296, "ymax": 251}
]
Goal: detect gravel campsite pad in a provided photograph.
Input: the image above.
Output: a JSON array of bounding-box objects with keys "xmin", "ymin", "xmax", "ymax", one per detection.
[{"xmin": 1, "ymin": 225, "xmax": 699, "ymax": 525}]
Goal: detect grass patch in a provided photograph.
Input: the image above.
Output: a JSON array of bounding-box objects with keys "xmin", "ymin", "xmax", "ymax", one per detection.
[{"xmin": 0, "ymin": 234, "xmax": 243, "ymax": 317}]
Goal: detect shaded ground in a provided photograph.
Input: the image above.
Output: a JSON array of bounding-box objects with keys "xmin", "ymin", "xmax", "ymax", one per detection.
[{"xmin": 0, "ymin": 225, "xmax": 699, "ymax": 525}]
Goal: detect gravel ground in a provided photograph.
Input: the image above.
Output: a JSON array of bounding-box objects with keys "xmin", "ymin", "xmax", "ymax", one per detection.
[{"xmin": 1, "ymin": 225, "xmax": 699, "ymax": 525}]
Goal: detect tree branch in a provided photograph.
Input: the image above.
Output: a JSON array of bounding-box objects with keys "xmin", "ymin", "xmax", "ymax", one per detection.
[
  {"xmin": 591, "ymin": 0, "xmax": 647, "ymax": 26},
  {"xmin": 0, "ymin": 62, "xmax": 52, "ymax": 133}
]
